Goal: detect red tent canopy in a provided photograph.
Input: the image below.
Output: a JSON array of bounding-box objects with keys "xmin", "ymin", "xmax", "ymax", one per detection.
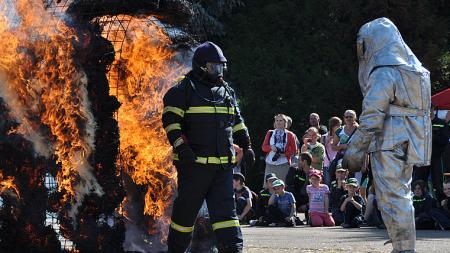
[{"xmin": 432, "ymin": 88, "xmax": 450, "ymax": 110}]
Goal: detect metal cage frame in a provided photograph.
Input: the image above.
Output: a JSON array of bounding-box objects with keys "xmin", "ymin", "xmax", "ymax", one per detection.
[{"xmin": 43, "ymin": 1, "xmax": 188, "ymax": 251}]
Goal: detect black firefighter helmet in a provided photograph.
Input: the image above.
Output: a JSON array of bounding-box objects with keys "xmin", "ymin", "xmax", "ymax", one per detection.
[{"xmin": 192, "ymin": 41, "xmax": 227, "ymax": 82}]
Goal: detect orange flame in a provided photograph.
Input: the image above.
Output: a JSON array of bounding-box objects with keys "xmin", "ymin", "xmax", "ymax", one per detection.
[
  {"xmin": 103, "ymin": 16, "xmax": 188, "ymax": 232},
  {"xmin": 0, "ymin": 170, "xmax": 20, "ymax": 199},
  {"xmin": 0, "ymin": 0, "xmax": 102, "ymax": 220}
]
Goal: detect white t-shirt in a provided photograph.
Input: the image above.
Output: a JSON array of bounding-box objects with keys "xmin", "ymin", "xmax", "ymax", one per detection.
[{"xmin": 266, "ymin": 129, "xmax": 289, "ymax": 165}]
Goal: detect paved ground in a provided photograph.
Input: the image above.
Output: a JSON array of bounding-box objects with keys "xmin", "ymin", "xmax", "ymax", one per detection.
[{"xmin": 242, "ymin": 225, "xmax": 450, "ymax": 253}]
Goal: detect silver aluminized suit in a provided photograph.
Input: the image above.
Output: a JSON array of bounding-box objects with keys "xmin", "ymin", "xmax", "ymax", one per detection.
[{"xmin": 343, "ymin": 18, "xmax": 432, "ymax": 252}]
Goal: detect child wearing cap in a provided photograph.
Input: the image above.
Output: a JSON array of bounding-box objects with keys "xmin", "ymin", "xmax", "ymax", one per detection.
[
  {"xmin": 252, "ymin": 173, "xmax": 278, "ymax": 226},
  {"xmin": 329, "ymin": 162, "xmax": 348, "ymax": 225},
  {"xmin": 307, "ymin": 170, "xmax": 335, "ymax": 227},
  {"xmin": 340, "ymin": 178, "xmax": 365, "ymax": 228},
  {"xmin": 268, "ymin": 179, "xmax": 296, "ymax": 227},
  {"xmin": 233, "ymin": 173, "xmax": 253, "ymax": 223}
]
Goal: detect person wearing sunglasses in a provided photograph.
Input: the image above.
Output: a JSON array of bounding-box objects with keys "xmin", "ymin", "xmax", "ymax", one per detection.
[
  {"xmin": 331, "ymin": 110, "xmax": 359, "ymax": 154},
  {"xmin": 328, "ymin": 110, "xmax": 359, "ymax": 180}
]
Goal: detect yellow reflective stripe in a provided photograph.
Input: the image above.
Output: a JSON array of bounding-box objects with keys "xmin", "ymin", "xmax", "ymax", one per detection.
[
  {"xmin": 195, "ymin": 156, "xmax": 236, "ymax": 164},
  {"xmin": 164, "ymin": 123, "xmax": 181, "ymax": 133},
  {"xmin": 172, "ymin": 154, "xmax": 236, "ymax": 164},
  {"xmin": 432, "ymin": 124, "xmax": 444, "ymax": 128},
  {"xmin": 186, "ymin": 106, "xmax": 235, "ymax": 114},
  {"xmin": 170, "ymin": 221, "xmax": 194, "ymax": 233},
  {"xmin": 175, "ymin": 76, "xmax": 185, "ymax": 83},
  {"xmin": 232, "ymin": 122, "xmax": 247, "ymax": 133},
  {"xmin": 163, "ymin": 106, "xmax": 185, "ymax": 117},
  {"xmin": 195, "ymin": 157, "xmax": 208, "ymax": 164},
  {"xmin": 173, "ymin": 137, "xmax": 184, "ymax": 148},
  {"xmin": 212, "ymin": 220, "xmax": 240, "ymax": 231}
]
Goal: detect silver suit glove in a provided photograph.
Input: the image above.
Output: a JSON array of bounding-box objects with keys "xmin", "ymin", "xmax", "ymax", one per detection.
[{"xmin": 342, "ymin": 129, "xmax": 372, "ymax": 173}]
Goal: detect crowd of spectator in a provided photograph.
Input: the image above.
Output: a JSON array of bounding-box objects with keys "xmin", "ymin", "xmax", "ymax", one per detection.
[{"xmin": 232, "ymin": 109, "xmax": 450, "ymax": 230}]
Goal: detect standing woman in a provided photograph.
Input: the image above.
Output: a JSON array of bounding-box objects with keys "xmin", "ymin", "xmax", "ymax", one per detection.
[
  {"xmin": 322, "ymin": 117, "xmax": 342, "ymax": 186},
  {"xmin": 331, "ymin": 110, "xmax": 359, "ymax": 153},
  {"xmin": 330, "ymin": 110, "xmax": 359, "ymax": 182},
  {"xmin": 262, "ymin": 114, "xmax": 298, "ymax": 183}
]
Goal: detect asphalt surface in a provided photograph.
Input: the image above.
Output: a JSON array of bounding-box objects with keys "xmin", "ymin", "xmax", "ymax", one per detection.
[{"xmin": 242, "ymin": 225, "xmax": 450, "ymax": 253}]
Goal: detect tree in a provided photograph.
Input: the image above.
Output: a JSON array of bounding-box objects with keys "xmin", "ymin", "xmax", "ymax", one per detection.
[{"xmin": 215, "ymin": 0, "xmax": 450, "ymax": 189}]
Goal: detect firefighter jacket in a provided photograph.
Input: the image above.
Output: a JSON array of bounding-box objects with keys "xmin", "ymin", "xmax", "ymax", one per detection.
[
  {"xmin": 162, "ymin": 71, "xmax": 251, "ymax": 168},
  {"xmin": 431, "ymin": 117, "xmax": 449, "ymax": 156}
]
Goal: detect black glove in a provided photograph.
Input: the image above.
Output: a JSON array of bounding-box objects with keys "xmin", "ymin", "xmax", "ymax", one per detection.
[
  {"xmin": 176, "ymin": 143, "xmax": 196, "ymax": 165},
  {"xmin": 243, "ymin": 148, "xmax": 255, "ymax": 168}
]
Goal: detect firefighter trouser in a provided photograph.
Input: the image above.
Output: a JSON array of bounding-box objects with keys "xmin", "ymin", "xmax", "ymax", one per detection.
[
  {"xmin": 371, "ymin": 149, "xmax": 415, "ymax": 252},
  {"xmin": 168, "ymin": 163, "xmax": 243, "ymax": 253}
]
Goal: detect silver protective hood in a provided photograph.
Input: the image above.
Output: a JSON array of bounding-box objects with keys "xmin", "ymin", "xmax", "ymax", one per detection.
[{"xmin": 357, "ymin": 17, "xmax": 422, "ymax": 96}]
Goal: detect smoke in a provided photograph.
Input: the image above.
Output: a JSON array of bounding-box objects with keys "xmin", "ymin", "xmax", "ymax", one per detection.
[
  {"xmin": 187, "ymin": 202, "xmax": 218, "ymax": 253},
  {"xmin": 0, "ymin": 0, "xmax": 103, "ymax": 222},
  {"xmin": 67, "ymin": 150, "xmax": 104, "ymax": 221},
  {"xmin": 0, "ymin": 1, "xmax": 52, "ymax": 158},
  {"xmin": 63, "ymin": 73, "xmax": 103, "ymax": 221},
  {"xmin": 0, "ymin": 74, "xmax": 53, "ymax": 157},
  {"xmin": 123, "ymin": 221, "xmax": 168, "ymax": 253}
]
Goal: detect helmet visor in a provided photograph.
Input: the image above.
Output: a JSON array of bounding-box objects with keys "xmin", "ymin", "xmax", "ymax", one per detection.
[{"xmin": 206, "ymin": 62, "xmax": 225, "ymax": 78}]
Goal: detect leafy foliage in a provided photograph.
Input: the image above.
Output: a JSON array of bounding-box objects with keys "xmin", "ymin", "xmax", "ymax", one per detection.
[
  {"xmin": 212, "ymin": 0, "xmax": 450, "ymax": 188},
  {"xmin": 187, "ymin": 0, "xmax": 244, "ymax": 38}
]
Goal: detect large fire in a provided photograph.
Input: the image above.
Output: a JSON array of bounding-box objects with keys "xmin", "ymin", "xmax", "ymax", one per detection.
[
  {"xmin": 0, "ymin": 0, "xmax": 189, "ymax": 250},
  {"xmin": 0, "ymin": 170, "xmax": 20, "ymax": 199},
  {"xmin": 0, "ymin": 0, "xmax": 102, "ymax": 221},
  {"xmin": 103, "ymin": 15, "xmax": 188, "ymax": 232}
]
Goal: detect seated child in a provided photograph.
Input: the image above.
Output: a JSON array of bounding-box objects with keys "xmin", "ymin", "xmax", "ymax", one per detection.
[
  {"xmin": 233, "ymin": 172, "xmax": 253, "ymax": 223},
  {"xmin": 430, "ymin": 179, "xmax": 450, "ymax": 230},
  {"xmin": 340, "ymin": 178, "xmax": 365, "ymax": 228},
  {"xmin": 267, "ymin": 179, "xmax": 296, "ymax": 227},
  {"xmin": 429, "ymin": 179, "xmax": 450, "ymax": 230},
  {"xmin": 412, "ymin": 180, "xmax": 437, "ymax": 229},
  {"xmin": 307, "ymin": 170, "xmax": 335, "ymax": 227},
  {"xmin": 329, "ymin": 163, "xmax": 348, "ymax": 225},
  {"xmin": 251, "ymin": 173, "xmax": 278, "ymax": 226}
]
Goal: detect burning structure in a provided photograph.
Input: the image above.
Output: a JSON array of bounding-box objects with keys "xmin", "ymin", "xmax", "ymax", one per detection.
[{"xmin": 0, "ymin": 0, "xmax": 241, "ymax": 252}]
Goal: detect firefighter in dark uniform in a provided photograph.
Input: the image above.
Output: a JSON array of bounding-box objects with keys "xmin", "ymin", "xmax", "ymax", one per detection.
[
  {"xmin": 162, "ymin": 41, "xmax": 255, "ymax": 253},
  {"xmin": 414, "ymin": 105, "xmax": 450, "ymax": 201}
]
